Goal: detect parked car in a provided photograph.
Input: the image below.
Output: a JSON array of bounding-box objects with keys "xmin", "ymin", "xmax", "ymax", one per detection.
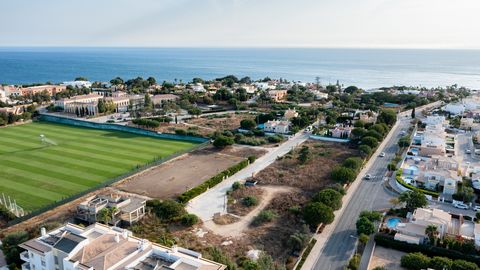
[
  {"xmin": 473, "ymin": 205, "xmax": 480, "ymax": 211},
  {"xmin": 379, "ymin": 152, "xmax": 386, "ymax": 157},
  {"xmin": 245, "ymin": 180, "xmax": 258, "ymax": 187},
  {"xmin": 454, "ymin": 203, "xmax": 469, "ymax": 210}
]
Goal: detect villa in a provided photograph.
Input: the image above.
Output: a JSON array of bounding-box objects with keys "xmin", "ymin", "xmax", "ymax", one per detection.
[
  {"xmin": 264, "ymin": 120, "xmax": 290, "ymax": 134},
  {"xmin": 268, "ymin": 90, "xmax": 288, "ymax": 102},
  {"xmin": 283, "ymin": 108, "xmax": 298, "ymax": 120},
  {"xmin": 393, "ymin": 208, "xmax": 479, "ymax": 247},
  {"xmin": 356, "ymin": 110, "xmax": 378, "ymax": 124},
  {"xmin": 76, "ymin": 194, "xmax": 146, "ymax": 226},
  {"xmin": 19, "ymin": 223, "xmax": 225, "ymax": 270}
]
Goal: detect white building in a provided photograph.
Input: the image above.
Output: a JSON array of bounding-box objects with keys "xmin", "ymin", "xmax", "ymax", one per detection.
[
  {"xmin": 62, "ymin": 81, "xmax": 93, "ymax": 88},
  {"xmin": 0, "ymin": 89, "xmax": 7, "ymax": 103},
  {"xmin": 19, "ymin": 223, "xmax": 225, "ymax": 270},
  {"xmin": 264, "ymin": 120, "xmax": 290, "ymax": 134},
  {"xmin": 55, "ymin": 94, "xmax": 103, "ymax": 116},
  {"xmin": 444, "ymin": 103, "xmax": 465, "ymax": 116},
  {"xmin": 394, "ymin": 208, "xmax": 452, "ymax": 244},
  {"xmin": 191, "ymin": 83, "xmax": 206, "ymax": 93}
]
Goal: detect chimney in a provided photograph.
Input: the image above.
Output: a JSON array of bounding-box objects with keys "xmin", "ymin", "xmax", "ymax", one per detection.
[
  {"xmin": 41, "ymin": 227, "xmax": 47, "ymax": 237},
  {"xmin": 122, "ymin": 230, "xmax": 129, "ymax": 239},
  {"xmin": 114, "ymin": 234, "xmax": 120, "ymax": 243},
  {"xmin": 171, "ymin": 245, "xmax": 178, "ymax": 253}
]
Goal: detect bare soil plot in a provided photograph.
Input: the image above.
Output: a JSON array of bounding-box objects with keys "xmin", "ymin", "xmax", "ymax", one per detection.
[
  {"xmin": 116, "ymin": 146, "xmax": 265, "ymax": 199},
  {"xmin": 227, "ymin": 186, "xmax": 265, "ymax": 216},
  {"xmin": 186, "ymin": 113, "xmax": 255, "ymax": 132},
  {"xmin": 369, "ymin": 246, "xmax": 406, "ymax": 270},
  {"xmin": 253, "ymin": 140, "xmax": 358, "ymax": 192}
]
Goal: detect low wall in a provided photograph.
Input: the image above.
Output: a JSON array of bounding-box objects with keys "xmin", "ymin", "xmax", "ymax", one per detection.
[
  {"xmin": 39, "ymin": 114, "xmax": 208, "ymax": 143},
  {"xmin": 309, "ymin": 134, "xmax": 350, "ymax": 143}
]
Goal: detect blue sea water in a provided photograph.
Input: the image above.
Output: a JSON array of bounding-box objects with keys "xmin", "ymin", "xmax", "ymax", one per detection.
[{"xmin": 0, "ymin": 47, "xmax": 479, "ymax": 89}]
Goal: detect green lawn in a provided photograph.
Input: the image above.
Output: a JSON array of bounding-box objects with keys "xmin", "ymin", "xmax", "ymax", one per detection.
[{"xmin": 0, "ymin": 122, "xmax": 198, "ymax": 212}]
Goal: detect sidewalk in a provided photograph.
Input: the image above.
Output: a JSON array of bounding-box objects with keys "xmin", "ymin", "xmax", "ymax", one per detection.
[{"xmin": 300, "ymin": 120, "xmax": 401, "ymax": 270}]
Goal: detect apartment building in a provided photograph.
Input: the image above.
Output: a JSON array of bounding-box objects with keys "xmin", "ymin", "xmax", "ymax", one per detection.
[
  {"xmin": 20, "ymin": 85, "xmax": 66, "ymax": 97},
  {"xmin": 55, "ymin": 94, "xmax": 103, "ymax": 116},
  {"xmin": 19, "ymin": 223, "xmax": 225, "ymax": 270}
]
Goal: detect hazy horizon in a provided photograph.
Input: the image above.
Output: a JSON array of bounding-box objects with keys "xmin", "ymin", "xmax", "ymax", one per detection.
[{"xmin": 1, "ymin": 0, "xmax": 479, "ymax": 49}]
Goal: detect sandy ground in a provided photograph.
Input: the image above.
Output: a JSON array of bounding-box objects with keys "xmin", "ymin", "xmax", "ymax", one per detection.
[
  {"xmin": 368, "ymin": 246, "xmax": 406, "ymax": 270},
  {"xmin": 203, "ymin": 185, "xmax": 294, "ymax": 238},
  {"xmin": 116, "ymin": 146, "xmax": 265, "ymax": 199}
]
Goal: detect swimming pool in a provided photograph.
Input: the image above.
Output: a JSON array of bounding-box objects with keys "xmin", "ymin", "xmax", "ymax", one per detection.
[{"xmin": 386, "ymin": 218, "xmax": 401, "ymax": 229}]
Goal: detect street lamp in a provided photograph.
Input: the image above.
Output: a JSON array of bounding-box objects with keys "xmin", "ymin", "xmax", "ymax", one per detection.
[{"xmin": 349, "ymin": 234, "xmax": 359, "ymax": 256}]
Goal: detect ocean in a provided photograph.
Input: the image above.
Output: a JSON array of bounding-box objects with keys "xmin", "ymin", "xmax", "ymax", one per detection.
[{"xmin": 0, "ymin": 47, "xmax": 479, "ymax": 89}]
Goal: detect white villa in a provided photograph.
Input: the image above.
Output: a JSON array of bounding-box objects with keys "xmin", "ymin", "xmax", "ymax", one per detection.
[
  {"xmin": 55, "ymin": 94, "xmax": 103, "ymax": 116},
  {"xmin": 19, "ymin": 223, "xmax": 225, "ymax": 270},
  {"xmin": 264, "ymin": 120, "xmax": 290, "ymax": 134}
]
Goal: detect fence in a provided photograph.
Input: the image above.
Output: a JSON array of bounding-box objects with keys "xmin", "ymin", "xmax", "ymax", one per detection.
[
  {"xmin": 38, "ymin": 114, "xmax": 208, "ymax": 143},
  {"xmin": 309, "ymin": 134, "xmax": 350, "ymax": 143},
  {"xmin": 6, "ymin": 136, "xmax": 210, "ymax": 227}
]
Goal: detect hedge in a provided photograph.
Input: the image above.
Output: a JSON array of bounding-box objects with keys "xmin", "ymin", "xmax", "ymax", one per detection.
[
  {"xmin": 178, "ymin": 159, "xmax": 251, "ymax": 203},
  {"xmin": 374, "ymin": 233, "xmax": 480, "ymax": 266},
  {"xmin": 395, "ymin": 170, "xmax": 439, "ymax": 197}
]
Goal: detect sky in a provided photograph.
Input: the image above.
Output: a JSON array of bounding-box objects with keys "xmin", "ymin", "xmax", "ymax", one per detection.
[{"xmin": 0, "ymin": 0, "xmax": 479, "ymax": 48}]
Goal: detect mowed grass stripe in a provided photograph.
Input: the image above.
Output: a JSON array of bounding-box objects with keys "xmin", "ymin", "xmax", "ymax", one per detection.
[
  {"xmin": 0, "ymin": 159, "xmax": 100, "ymax": 186},
  {"xmin": 20, "ymin": 123, "xmax": 195, "ymax": 152},
  {"xmin": 0, "ymin": 177, "xmax": 66, "ymax": 201},
  {"xmin": 0, "ymin": 170, "xmax": 85, "ymax": 195},
  {"xmin": 6, "ymin": 155, "xmax": 112, "ymax": 181},
  {"xmin": 0, "ymin": 122, "xmax": 198, "ymax": 211},
  {"xmin": 0, "ymin": 132, "xmax": 158, "ymax": 162},
  {"xmin": 28, "ymin": 151, "xmax": 125, "ymax": 175}
]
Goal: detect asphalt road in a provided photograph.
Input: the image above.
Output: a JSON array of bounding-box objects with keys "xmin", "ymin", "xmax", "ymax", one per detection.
[{"xmin": 312, "ymin": 117, "xmax": 411, "ymax": 270}]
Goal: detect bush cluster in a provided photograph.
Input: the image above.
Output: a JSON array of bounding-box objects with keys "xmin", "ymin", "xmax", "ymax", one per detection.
[
  {"xmin": 401, "ymin": 252, "xmax": 478, "ymax": 270},
  {"xmin": 132, "ymin": 118, "xmax": 160, "ymax": 128},
  {"xmin": 395, "ymin": 170, "xmax": 439, "ymax": 197},
  {"xmin": 178, "ymin": 159, "xmax": 251, "ymax": 203},
  {"xmin": 374, "ymin": 233, "xmax": 480, "ymax": 266}
]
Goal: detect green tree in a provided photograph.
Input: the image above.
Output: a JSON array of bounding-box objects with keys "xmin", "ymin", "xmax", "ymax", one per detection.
[
  {"xmin": 110, "ymin": 77, "xmax": 124, "ymax": 85},
  {"xmin": 401, "ymin": 253, "xmax": 431, "ymax": 270},
  {"xmin": 342, "ymin": 157, "xmax": 363, "ymax": 171},
  {"xmin": 240, "ymin": 119, "xmax": 256, "ymax": 130},
  {"xmin": 365, "ymin": 130, "xmax": 383, "ymax": 141},
  {"xmin": 411, "ymin": 106, "xmax": 416, "ymax": 119},
  {"xmin": 356, "ymin": 217, "xmax": 375, "ymax": 235},
  {"xmin": 361, "ymin": 136, "xmax": 379, "ymax": 148},
  {"xmin": 303, "ymin": 202, "xmax": 334, "ymax": 227},
  {"xmin": 144, "ymin": 94, "xmax": 153, "ymax": 111},
  {"xmin": 98, "ymin": 99, "xmax": 106, "ymax": 113},
  {"xmin": 213, "ymin": 135, "xmax": 234, "ymax": 149},
  {"xmin": 74, "ymin": 76, "xmax": 88, "ymax": 81},
  {"xmin": 359, "ymin": 211, "xmax": 382, "ymax": 222},
  {"xmin": 351, "ymin": 128, "xmax": 367, "ymax": 139},
  {"xmin": 354, "ymin": 120, "xmax": 365, "ymax": 128},
  {"xmin": 257, "ymin": 252, "xmax": 275, "ymax": 270},
  {"xmin": 287, "ymin": 232, "xmax": 310, "ymax": 251},
  {"xmin": 398, "ymin": 136, "xmax": 411, "ymax": 148},
  {"xmin": 1, "ymin": 231, "xmax": 29, "ymax": 266},
  {"xmin": 330, "ymin": 166, "xmax": 357, "ymax": 184},
  {"xmin": 425, "ymin": 225, "xmax": 439, "ymax": 245},
  {"xmin": 369, "ymin": 124, "xmax": 386, "ymax": 135},
  {"xmin": 312, "ymin": 189, "xmax": 343, "ymax": 210},
  {"xmin": 399, "ymin": 190, "xmax": 427, "ymax": 212},
  {"xmin": 242, "ymin": 260, "xmax": 260, "ymax": 270},
  {"xmin": 188, "ymin": 107, "xmax": 202, "ymax": 117},
  {"xmin": 359, "ymin": 145, "xmax": 372, "ymax": 157},
  {"xmin": 377, "ymin": 109, "xmax": 397, "ymax": 126}
]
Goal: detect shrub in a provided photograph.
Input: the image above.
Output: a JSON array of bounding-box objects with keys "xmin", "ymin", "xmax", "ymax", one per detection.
[
  {"xmin": 401, "ymin": 252, "xmax": 431, "ymax": 270},
  {"xmin": 213, "ymin": 135, "xmax": 235, "ymax": 148},
  {"xmin": 430, "ymin": 256, "xmax": 453, "ymax": 270},
  {"xmin": 148, "ymin": 199, "xmax": 186, "ymax": 221},
  {"xmin": 267, "ymin": 135, "xmax": 282, "ymax": 143},
  {"xmin": 359, "ymin": 233, "xmax": 370, "ymax": 244},
  {"xmin": 303, "ymin": 202, "xmax": 334, "ymax": 227},
  {"xmin": 346, "ymin": 254, "xmax": 361, "ymax": 270},
  {"xmin": 240, "ymin": 119, "xmax": 257, "ymax": 130},
  {"xmin": 365, "ymin": 130, "xmax": 383, "ymax": 141},
  {"xmin": 252, "ymin": 210, "xmax": 278, "ymax": 226},
  {"xmin": 181, "ymin": 213, "xmax": 199, "ymax": 227},
  {"xmin": 175, "ymin": 129, "xmax": 187, "ymax": 135},
  {"xmin": 247, "ymin": 155, "xmax": 256, "ymax": 163},
  {"xmin": 359, "ymin": 210, "xmax": 382, "ymax": 222},
  {"xmin": 312, "ymin": 188, "xmax": 343, "ymax": 210},
  {"xmin": 287, "ymin": 232, "xmax": 310, "ymax": 251},
  {"xmin": 1, "ymin": 231, "xmax": 29, "ymax": 266},
  {"xmin": 242, "ymin": 196, "xmax": 258, "ymax": 207},
  {"xmin": 452, "ymin": 260, "xmax": 478, "ymax": 270},
  {"xmin": 232, "ymin": 181, "xmax": 243, "ymax": 191}
]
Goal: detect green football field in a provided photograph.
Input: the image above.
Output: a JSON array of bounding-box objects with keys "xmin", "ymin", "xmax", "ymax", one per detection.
[{"xmin": 0, "ymin": 122, "xmax": 198, "ymax": 212}]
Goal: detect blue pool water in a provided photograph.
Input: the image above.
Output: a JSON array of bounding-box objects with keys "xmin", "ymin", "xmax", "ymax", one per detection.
[{"xmin": 386, "ymin": 218, "xmax": 401, "ymax": 229}]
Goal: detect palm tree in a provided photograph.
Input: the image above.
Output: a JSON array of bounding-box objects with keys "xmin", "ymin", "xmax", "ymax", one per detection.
[
  {"xmin": 389, "ymin": 197, "xmax": 402, "ymax": 209},
  {"xmin": 425, "ymin": 224, "xmax": 439, "ymax": 245},
  {"xmin": 98, "ymin": 208, "xmax": 112, "ymax": 224}
]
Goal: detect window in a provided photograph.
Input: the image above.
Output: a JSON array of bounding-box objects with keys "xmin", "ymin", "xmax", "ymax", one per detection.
[
  {"xmin": 41, "ymin": 257, "xmax": 46, "ymax": 267},
  {"xmin": 54, "ymin": 256, "xmax": 59, "ymax": 265}
]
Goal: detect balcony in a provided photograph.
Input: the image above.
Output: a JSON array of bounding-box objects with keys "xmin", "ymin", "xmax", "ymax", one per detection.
[
  {"xmin": 20, "ymin": 251, "xmax": 29, "ymax": 261},
  {"xmin": 21, "ymin": 262, "xmax": 31, "ymax": 270}
]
